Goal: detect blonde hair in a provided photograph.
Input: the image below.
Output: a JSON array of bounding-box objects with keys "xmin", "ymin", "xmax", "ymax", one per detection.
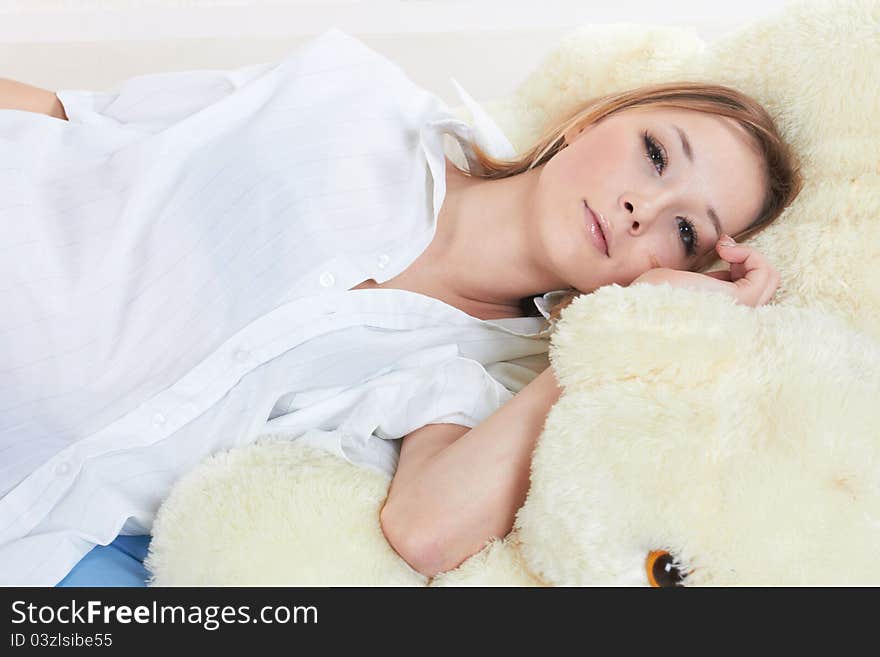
[{"xmin": 452, "ymin": 81, "xmax": 804, "ymax": 332}]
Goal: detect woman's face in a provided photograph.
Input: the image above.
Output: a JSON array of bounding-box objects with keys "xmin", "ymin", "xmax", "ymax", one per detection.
[{"xmin": 532, "ymin": 105, "xmax": 767, "ymax": 293}]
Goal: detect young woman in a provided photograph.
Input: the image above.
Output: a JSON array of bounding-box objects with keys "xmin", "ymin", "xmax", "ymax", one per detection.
[
  {"xmin": 376, "ymin": 83, "xmax": 803, "ymax": 578},
  {"xmin": 0, "ymin": 36, "xmax": 801, "ymax": 584}
]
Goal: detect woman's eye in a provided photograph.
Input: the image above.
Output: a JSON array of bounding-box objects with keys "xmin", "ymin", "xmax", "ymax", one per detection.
[
  {"xmin": 644, "ymin": 130, "xmax": 699, "ymax": 258},
  {"xmin": 678, "ymin": 216, "xmax": 700, "ymax": 257},
  {"xmin": 643, "ymin": 131, "xmax": 667, "ymax": 174},
  {"xmin": 643, "ymin": 132, "xmax": 698, "ymax": 258}
]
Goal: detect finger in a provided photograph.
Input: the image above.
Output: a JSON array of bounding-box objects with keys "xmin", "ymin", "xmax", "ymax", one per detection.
[
  {"xmin": 756, "ymin": 268, "xmax": 782, "ymax": 306},
  {"xmin": 716, "ymin": 240, "xmax": 746, "ymax": 279},
  {"xmin": 715, "ymin": 241, "xmax": 778, "ymax": 306},
  {"xmin": 716, "ymin": 243, "xmax": 763, "ymax": 283},
  {"xmin": 718, "ymin": 244, "xmax": 773, "ymax": 285},
  {"xmin": 702, "ymin": 269, "xmax": 733, "ymax": 282},
  {"xmin": 730, "ymin": 259, "xmax": 747, "ymax": 282}
]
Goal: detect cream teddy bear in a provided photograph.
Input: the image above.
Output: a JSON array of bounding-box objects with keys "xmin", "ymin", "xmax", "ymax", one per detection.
[{"xmin": 145, "ymin": 0, "xmax": 880, "ymax": 586}]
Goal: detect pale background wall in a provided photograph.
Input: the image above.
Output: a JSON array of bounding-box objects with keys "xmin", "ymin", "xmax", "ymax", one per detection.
[{"xmin": 0, "ymin": 0, "xmax": 796, "ymax": 105}]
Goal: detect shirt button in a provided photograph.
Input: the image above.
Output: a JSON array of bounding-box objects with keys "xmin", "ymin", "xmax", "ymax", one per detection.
[
  {"xmin": 152, "ymin": 412, "xmax": 167, "ymax": 427},
  {"xmin": 55, "ymin": 462, "xmax": 70, "ymax": 476},
  {"xmin": 377, "ymin": 254, "xmax": 390, "ymax": 269},
  {"xmin": 319, "ymin": 271, "xmax": 335, "ymax": 287}
]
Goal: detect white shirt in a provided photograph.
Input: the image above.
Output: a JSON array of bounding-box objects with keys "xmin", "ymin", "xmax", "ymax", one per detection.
[{"xmin": 0, "ymin": 28, "xmax": 563, "ymax": 585}]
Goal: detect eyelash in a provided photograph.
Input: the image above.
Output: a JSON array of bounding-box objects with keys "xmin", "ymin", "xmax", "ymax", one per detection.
[{"xmin": 643, "ymin": 131, "xmax": 700, "ymax": 258}]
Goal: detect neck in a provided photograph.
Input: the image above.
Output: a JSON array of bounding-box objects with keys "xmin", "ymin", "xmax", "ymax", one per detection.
[{"xmin": 421, "ymin": 159, "xmax": 569, "ymax": 315}]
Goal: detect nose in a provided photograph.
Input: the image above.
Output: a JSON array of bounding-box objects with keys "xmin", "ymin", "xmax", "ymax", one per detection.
[
  {"xmin": 622, "ymin": 198, "xmax": 648, "ymax": 233},
  {"xmin": 622, "ymin": 192, "xmax": 665, "ymax": 234},
  {"xmin": 622, "ymin": 197, "xmax": 665, "ymax": 269}
]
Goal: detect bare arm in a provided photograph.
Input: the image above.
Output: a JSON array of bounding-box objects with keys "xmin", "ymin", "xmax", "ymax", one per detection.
[
  {"xmin": 0, "ymin": 78, "xmax": 68, "ymax": 120},
  {"xmin": 380, "ymin": 365, "xmax": 563, "ymax": 578}
]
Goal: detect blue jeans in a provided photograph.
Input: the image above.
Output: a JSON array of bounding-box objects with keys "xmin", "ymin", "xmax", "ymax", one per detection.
[{"xmin": 55, "ymin": 535, "xmax": 152, "ymax": 587}]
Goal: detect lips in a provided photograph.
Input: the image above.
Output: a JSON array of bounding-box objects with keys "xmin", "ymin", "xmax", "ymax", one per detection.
[{"xmin": 584, "ymin": 201, "xmax": 610, "ymax": 257}]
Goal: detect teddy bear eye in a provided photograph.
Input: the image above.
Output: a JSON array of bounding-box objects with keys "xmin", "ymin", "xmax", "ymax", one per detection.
[{"xmin": 646, "ymin": 550, "xmax": 686, "ymax": 587}]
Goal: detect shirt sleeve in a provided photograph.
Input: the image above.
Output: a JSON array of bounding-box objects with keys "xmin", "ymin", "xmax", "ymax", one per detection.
[
  {"xmin": 260, "ymin": 351, "xmax": 526, "ymax": 479},
  {"xmin": 55, "ymin": 60, "xmax": 278, "ymax": 135},
  {"xmin": 348, "ymin": 354, "xmax": 528, "ymax": 478}
]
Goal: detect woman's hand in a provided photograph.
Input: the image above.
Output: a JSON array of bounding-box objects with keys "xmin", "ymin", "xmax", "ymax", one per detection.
[{"xmin": 630, "ymin": 234, "xmax": 781, "ymax": 307}]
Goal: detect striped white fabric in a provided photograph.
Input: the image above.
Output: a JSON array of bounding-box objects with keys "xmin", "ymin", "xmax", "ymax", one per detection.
[{"xmin": 0, "ymin": 28, "xmax": 559, "ymax": 585}]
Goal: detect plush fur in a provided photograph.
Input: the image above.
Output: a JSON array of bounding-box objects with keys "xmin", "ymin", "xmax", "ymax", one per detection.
[
  {"xmin": 145, "ymin": 0, "xmax": 880, "ymax": 586},
  {"xmin": 146, "ymin": 439, "xmax": 427, "ymax": 586}
]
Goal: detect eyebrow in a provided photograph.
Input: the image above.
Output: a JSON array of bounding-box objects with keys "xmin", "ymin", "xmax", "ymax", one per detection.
[{"xmin": 672, "ymin": 124, "xmax": 723, "ymax": 243}]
